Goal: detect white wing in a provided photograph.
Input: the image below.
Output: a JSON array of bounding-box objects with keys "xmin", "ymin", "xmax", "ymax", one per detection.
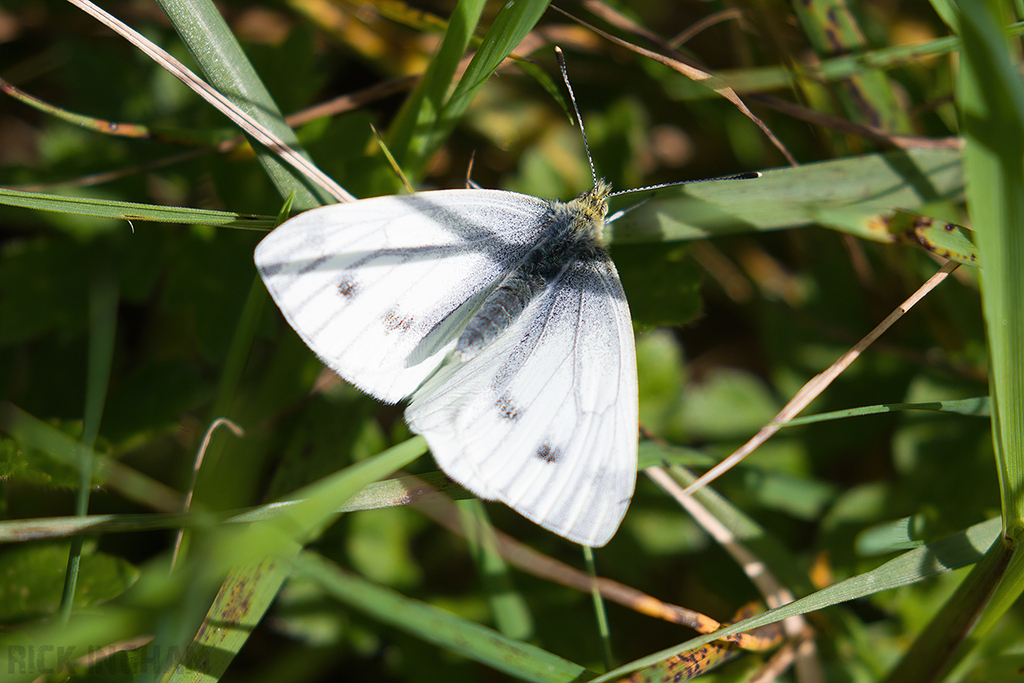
[
  {"xmin": 254, "ymin": 190, "xmax": 553, "ymax": 403},
  {"xmin": 405, "ymin": 255, "xmax": 638, "ymax": 547}
]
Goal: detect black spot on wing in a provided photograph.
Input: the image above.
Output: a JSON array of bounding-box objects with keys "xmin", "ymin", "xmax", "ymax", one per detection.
[
  {"xmin": 496, "ymin": 393, "xmax": 520, "ymax": 421},
  {"xmin": 536, "ymin": 442, "xmax": 560, "ymax": 463},
  {"xmin": 338, "ymin": 276, "xmax": 359, "ymax": 299},
  {"xmin": 383, "ymin": 306, "xmax": 414, "ymax": 332}
]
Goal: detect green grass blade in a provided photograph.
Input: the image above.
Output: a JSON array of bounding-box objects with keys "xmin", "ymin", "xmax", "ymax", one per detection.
[
  {"xmin": 210, "ymin": 437, "xmax": 429, "ymax": 576},
  {"xmin": 856, "ymin": 515, "xmax": 929, "ymax": 555},
  {"xmin": 293, "ymin": 550, "xmax": 593, "ymax": 683},
  {"xmin": 881, "ymin": 1, "xmax": 1024, "ymax": 677},
  {"xmin": 400, "ymin": 0, "xmax": 550, "ymax": 174},
  {"xmin": 386, "ymin": 0, "xmax": 487, "ymax": 174},
  {"xmin": 207, "ymin": 277, "xmax": 267, "ymax": 422},
  {"xmin": 0, "ymin": 512, "xmax": 200, "ymax": 542},
  {"xmin": 957, "ymin": 0, "xmax": 1024, "ymax": 534},
  {"xmin": 441, "ymin": 0, "xmax": 550, "ymax": 130},
  {"xmin": 59, "ymin": 272, "xmax": 119, "ymax": 622},
  {"xmin": 158, "ymin": 438, "xmax": 428, "ymax": 681},
  {"xmin": 388, "ymin": 0, "xmax": 551, "ymax": 176},
  {"xmin": 458, "ymin": 498, "xmax": 535, "ymax": 640},
  {"xmin": 597, "ymin": 517, "xmax": 1003, "ymax": 681},
  {"xmin": 778, "ymin": 396, "xmax": 990, "ymax": 426},
  {"xmin": 0, "ymin": 473, "xmax": 470, "ymax": 543},
  {"xmin": 164, "ymin": 560, "xmax": 293, "ymax": 683},
  {"xmin": 582, "ymin": 546, "xmax": 614, "ymax": 671},
  {"xmin": 156, "ymin": 0, "xmax": 334, "ymax": 209},
  {"xmin": 0, "ymin": 188, "xmax": 274, "ymax": 229},
  {"xmin": 883, "ymin": 534, "xmax": 1016, "ymax": 683}
]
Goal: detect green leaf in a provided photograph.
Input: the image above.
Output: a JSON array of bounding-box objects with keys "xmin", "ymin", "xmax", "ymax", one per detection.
[
  {"xmin": 0, "ymin": 542, "xmax": 138, "ymax": 622},
  {"xmin": 613, "ymin": 148, "xmax": 963, "ymax": 243}
]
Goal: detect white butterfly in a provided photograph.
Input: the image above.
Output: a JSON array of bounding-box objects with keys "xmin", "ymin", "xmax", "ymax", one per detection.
[
  {"xmin": 254, "ymin": 178, "xmax": 637, "ymax": 547},
  {"xmin": 254, "ymin": 46, "xmax": 757, "ymax": 546}
]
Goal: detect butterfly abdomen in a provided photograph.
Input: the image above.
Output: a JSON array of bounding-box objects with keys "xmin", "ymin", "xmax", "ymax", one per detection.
[
  {"xmin": 455, "ymin": 269, "xmax": 546, "ymax": 361},
  {"xmin": 454, "ymin": 189, "xmax": 611, "ymax": 363}
]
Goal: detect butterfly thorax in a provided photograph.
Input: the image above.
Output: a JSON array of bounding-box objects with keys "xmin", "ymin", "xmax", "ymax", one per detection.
[{"xmin": 454, "ymin": 181, "xmax": 615, "ymax": 362}]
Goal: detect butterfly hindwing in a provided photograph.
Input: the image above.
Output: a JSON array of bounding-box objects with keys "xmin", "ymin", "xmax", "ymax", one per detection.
[
  {"xmin": 405, "ymin": 253, "xmax": 638, "ymax": 547},
  {"xmin": 255, "ymin": 190, "xmax": 554, "ymax": 402}
]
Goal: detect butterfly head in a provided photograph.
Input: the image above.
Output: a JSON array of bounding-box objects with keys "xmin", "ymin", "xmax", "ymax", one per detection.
[{"xmin": 564, "ymin": 178, "xmax": 612, "ymax": 241}]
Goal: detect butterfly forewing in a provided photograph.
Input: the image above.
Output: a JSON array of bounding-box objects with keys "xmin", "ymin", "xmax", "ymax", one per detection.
[
  {"xmin": 405, "ymin": 254, "xmax": 638, "ymax": 547},
  {"xmin": 255, "ymin": 190, "xmax": 554, "ymax": 402}
]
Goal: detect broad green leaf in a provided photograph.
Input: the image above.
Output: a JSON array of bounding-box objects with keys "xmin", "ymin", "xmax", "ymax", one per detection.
[
  {"xmin": 0, "ymin": 543, "xmax": 138, "ymax": 622},
  {"xmin": 613, "ymin": 148, "xmax": 963, "ymax": 243}
]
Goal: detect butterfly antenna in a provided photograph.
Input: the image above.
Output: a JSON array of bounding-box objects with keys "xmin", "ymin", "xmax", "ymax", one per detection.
[
  {"xmin": 555, "ymin": 47, "xmax": 598, "ymax": 190},
  {"xmin": 607, "ymin": 170, "xmax": 762, "ymax": 199}
]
